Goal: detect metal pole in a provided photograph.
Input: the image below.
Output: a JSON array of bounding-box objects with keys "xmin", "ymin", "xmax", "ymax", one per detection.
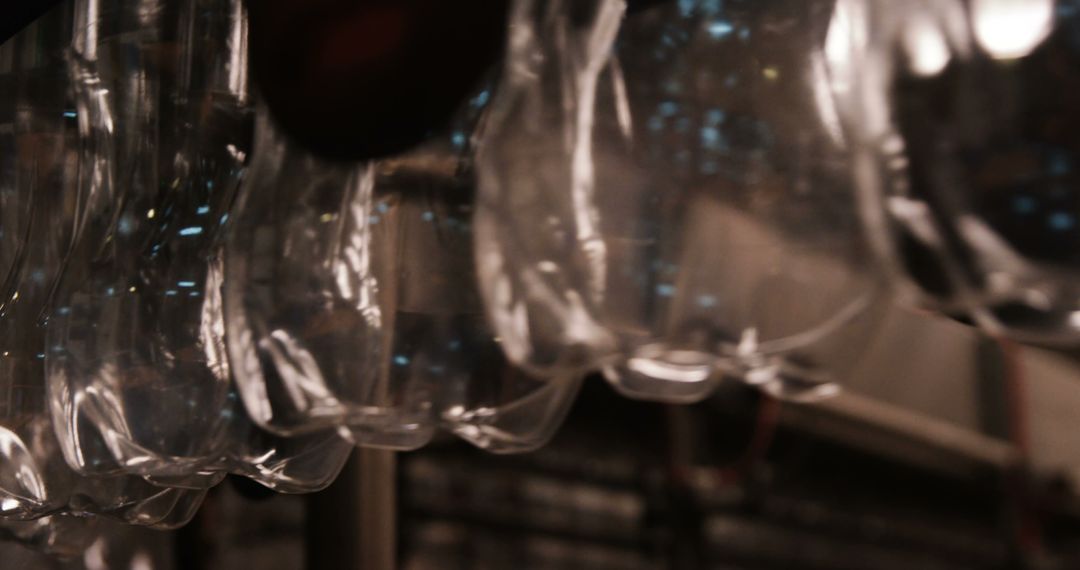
[{"xmin": 306, "ymin": 449, "xmax": 397, "ymax": 570}]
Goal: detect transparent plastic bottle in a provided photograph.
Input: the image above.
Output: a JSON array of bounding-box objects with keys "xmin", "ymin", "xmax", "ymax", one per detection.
[
  {"xmin": 476, "ymin": 0, "xmax": 880, "ymax": 403},
  {"xmin": 829, "ymin": 0, "xmax": 1080, "ymax": 345},
  {"xmin": 36, "ymin": 0, "xmax": 352, "ymax": 493},
  {"xmin": 46, "ymin": 0, "xmax": 253, "ymax": 481},
  {"xmin": 227, "ymin": 95, "xmax": 582, "ymax": 452},
  {"xmin": 370, "ymin": 138, "xmax": 583, "ymax": 453},
  {"xmin": 191, "ymin": 251, "xmax": 353, "ymax": 492},
  {"xmin": 224, "ymin": 105, "xmax": 388, "ymax": 439},
  {"xmin": 0, "ymin": 1, "xmax": 206, "ymax": 526}
]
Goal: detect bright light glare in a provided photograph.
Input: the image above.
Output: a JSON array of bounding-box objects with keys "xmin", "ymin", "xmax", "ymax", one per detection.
[{"xmin": 972, "ymin": 0, "xmax": 1054, "ymax": 60}]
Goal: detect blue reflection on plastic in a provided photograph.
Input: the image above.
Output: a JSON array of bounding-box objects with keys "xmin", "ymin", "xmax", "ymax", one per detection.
[
  {"xmin": 1049, "ymin": 212, "xmax": 1076, "ymax": 231},
  {"xmin": 707, "ymin": 20, "xmax": 734, "ymax": 39},
  {"xmin": 472, "ymin": 90, "xmax": 491, "ymax": 108}
]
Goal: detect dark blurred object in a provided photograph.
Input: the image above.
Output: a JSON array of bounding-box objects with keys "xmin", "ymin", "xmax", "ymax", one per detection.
[
  {"xmin": 246, "ymin": 0, "xmax": 675, "ymax": 160},
  {"xmin": 626, "ymin": 0, "xmax": 673, "ymax": 14},
  {"xmin": 1, "ymin": 1, "xmax": 64, "ymax": 46},
  {"xmin": 247, "ymin": 0, "xmax": 508, "ymax": 161}
]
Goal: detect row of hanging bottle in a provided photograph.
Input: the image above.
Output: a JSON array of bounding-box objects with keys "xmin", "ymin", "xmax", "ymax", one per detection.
[
  {"xmin": 3, "ymin": 0, "xmax": 1079, "ymax": 543},
  {"xmin": 0, "ymin": 0, "xmax": 593, "ymax": 534}
]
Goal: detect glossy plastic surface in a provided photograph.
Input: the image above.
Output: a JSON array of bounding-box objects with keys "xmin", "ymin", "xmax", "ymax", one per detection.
[
  {"xmin": 829, "ymin": 0, "xmax": 1080, "ymax": 345},
  {"xmin": 227, "ymin": 98, "xmax": 582, "ymax": 452},
  {"xmin": 46, "ymin": 0, "xmax": 251, "ymax": 481},
  {"xmin": 476, "ymin": 0, "xmax": 879, "ymax": 402},
  {"xmin": 0, "ymin": 1, "xmax": 205, "ymax": 526}
]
